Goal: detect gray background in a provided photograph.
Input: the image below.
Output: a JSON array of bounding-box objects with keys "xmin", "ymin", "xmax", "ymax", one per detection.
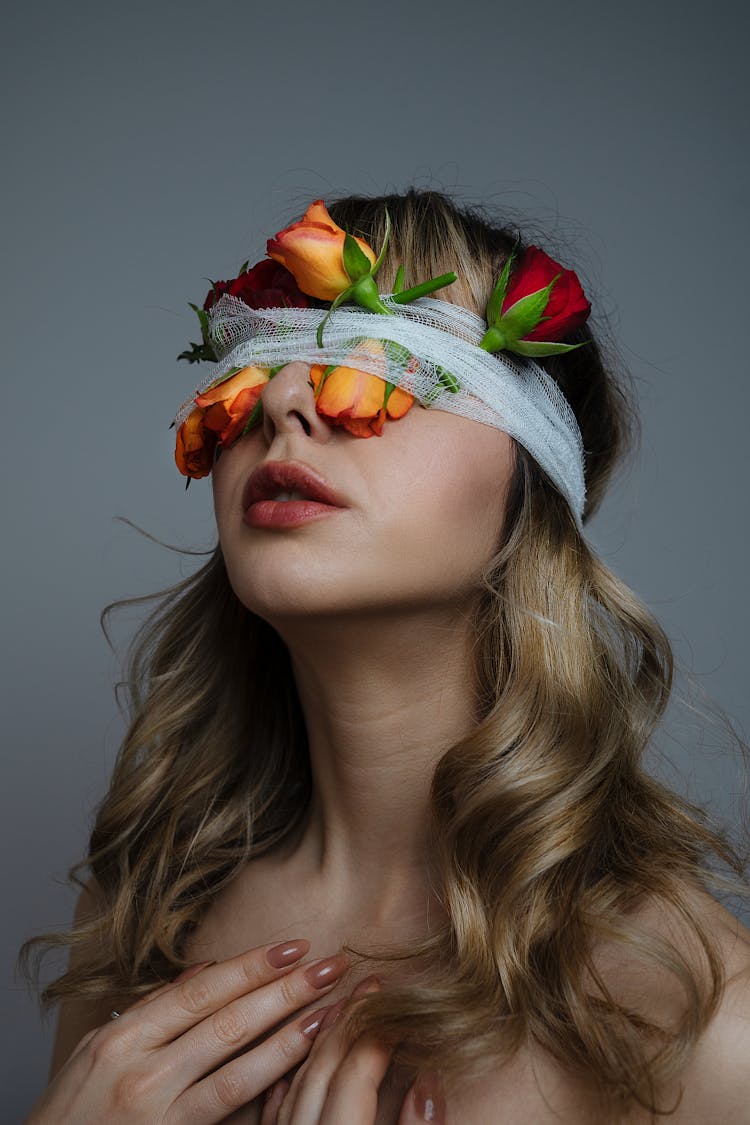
[{"xmin": 4, "ymin": 0, "xmax": 748, "ymax": 1114}]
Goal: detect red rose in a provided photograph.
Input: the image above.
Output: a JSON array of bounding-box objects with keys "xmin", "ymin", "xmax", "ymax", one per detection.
[
  {"xmin": 203, "ymin": 258, "xmax": 310, "ymax": 312},
  {"xmin": 502, "ymin": 246, "xmax": 591, "ymax": 342}
]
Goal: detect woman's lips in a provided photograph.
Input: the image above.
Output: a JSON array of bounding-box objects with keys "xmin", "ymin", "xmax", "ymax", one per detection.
[
  {"xmin": 242, "ymin": 460, "xmax": 348, "ymax": 529},
  {"xmin": 244, "ymin": 498, "xmax": 344, "ymax": 528}
]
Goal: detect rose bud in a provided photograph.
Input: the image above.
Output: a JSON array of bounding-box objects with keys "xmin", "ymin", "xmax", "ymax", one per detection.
[
  {"xmin": 267, "ymin": 199, "xmax": 376, "ymax": 301},
  {"xmin": 175, "ymin": 406, "xmax": 216, "ymax": 479},
  {"xmin": 203, "ymin": 258, "xmax": 310, "ymax": 312},
  {"xmin": 502, "ymin": 246, "xmax": 591, "ymax": 341},
  {"xmin": 480, "ymin": 245, "xmax": 591, "ymax": 358},
  {"xmin": 196, "ymin": 365, "xmax": 271, "ymax": 447},
  {"xmin": 310, "ymin": 339, "xmax": 414, "ymax": 438}
]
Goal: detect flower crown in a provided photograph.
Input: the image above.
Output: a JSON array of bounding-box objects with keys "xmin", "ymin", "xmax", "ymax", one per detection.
[{"xmin": 175, "ymin": 200, "xmax": 591, "ymax": 482}]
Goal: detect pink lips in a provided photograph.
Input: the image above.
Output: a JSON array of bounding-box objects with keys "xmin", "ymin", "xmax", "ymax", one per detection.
[{"xmin": 242, "ymin": 460, "xmax": 348, "ymax": 529}]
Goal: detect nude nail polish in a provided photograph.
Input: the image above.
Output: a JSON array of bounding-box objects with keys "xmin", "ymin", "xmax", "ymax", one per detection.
[
  {"xmin": 266, "ymin": 939, "xmax": 310, "ymax": 968},
  {"xmin": 300, "ymin": 1006, "xmax": 330, "ymax": 1038},
  {"xmin": 304, "ymin": 954, "xmax": 348, "ymax": 989},
  {"xmin": 320, "ymin": 997, "xmax": 347, "ymax": 1030},
  {"xmin": 414, "ymin": 1071, "xmax": 445, "ymax": 1123}
]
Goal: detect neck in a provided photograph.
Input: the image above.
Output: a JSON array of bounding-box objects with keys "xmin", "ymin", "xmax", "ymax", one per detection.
[{"xmin": 272, "ymin": 604, "xmax": 477, "ymax": 924}]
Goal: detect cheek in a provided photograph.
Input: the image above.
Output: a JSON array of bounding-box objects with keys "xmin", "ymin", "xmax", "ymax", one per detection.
[{"xmin": 369, "ymin": 425, "xmax": 513, "ymax": 596}]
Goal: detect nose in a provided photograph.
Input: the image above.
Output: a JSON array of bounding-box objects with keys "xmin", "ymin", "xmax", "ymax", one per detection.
[{"xmin": 260, "ymin": 361, "xmax": 332, "ymax": 446}]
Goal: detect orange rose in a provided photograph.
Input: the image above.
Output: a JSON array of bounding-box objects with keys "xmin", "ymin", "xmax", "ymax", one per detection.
[
  {"xmin": 175, "ymin": 365, "xmax": 271, "ymax": 479},
  {"xmin": 196, "ymin": 365, "xmax": 271, "ymax": 446},
  {"xmin": 174, "ymin": 406, "xmax": 216, "ymax": 479},
  {"xmin": 310, "ymin": 339, "xmax": 414, "ymax": 438},
  {"xmin": 267, "ymin": 200, "xmax": 376, "ymax": 301}
]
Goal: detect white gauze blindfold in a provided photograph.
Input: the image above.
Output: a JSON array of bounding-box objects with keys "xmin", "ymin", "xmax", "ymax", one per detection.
[{"xmin": 176, "ymin": 293, "xmax": 586, "ymax": 527}]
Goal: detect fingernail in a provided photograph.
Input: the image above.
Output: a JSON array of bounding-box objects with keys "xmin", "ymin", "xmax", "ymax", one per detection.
[
  {"xmin": 304, "ymin": 954, "xmax": 348, "ymax": 989},
  {"xmin": 266, "ymin": 939, "xmax": 310, "ymax": 968},
  {"xmin": 300, "ymin": 1005, "xmax": 330, "ymax": 1038},
  {"xmin": 174, "ymin": 960, "xmax": 216, "ymax": 982},
  {"xmin": 320, "ymin": 997, "xmax": 347, "ymax": 1030},
  {"xmin": 351, "ymin": 974, "xmax": 380, "ymax": 997},
  {"xmin": 265, "ymin": 1077, "xmax": 289, "ymax": 1105},
  {"xmin": 414, "ymin": 1071, "xmax": 445, "ymax": 1123}
]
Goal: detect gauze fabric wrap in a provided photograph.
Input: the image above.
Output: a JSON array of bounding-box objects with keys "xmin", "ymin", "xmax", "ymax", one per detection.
[{"xmin": 176, "ymin": 293, "xmax": 586, "ymax": 526}]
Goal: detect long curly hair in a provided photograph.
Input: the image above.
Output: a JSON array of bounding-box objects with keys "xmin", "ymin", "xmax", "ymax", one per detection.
[{"xmin": 19, "ymin": 189, "xmax": 748, "ymax": 1120}]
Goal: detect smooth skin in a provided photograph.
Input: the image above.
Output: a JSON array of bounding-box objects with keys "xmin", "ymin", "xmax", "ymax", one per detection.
[{"xmin": 26, "ymin": 940, "xmax": 356, "ymax": 1123}]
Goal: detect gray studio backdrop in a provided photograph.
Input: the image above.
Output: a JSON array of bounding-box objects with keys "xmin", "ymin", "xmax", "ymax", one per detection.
[{"xmin": 4, "ymin": 0, "xmax": 748, "ymax": 1114}]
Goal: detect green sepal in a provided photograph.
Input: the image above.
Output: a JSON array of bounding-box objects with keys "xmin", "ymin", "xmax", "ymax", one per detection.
[
  {"xmin": 316, "ymin": 287, "xmax": 355, "ymax": 347},
  {"xmin": 393, "ymin": 263, "xmax": 406, "ymax": 294},
  {"xmin": 508, "ymin": 338, "xmax": 588, "ymax": 358},
  {"xmin": 240, "ymin": 397, "xmax": 264, "ymax": 435},
  {"xmin": 437, "ymin": 366, "xmax": 460, "ymax": 393},
  {"xmin": 486, "ymin": 248, "xmax": 517, "ymax": 325},
  {"xmin": 188, "ymin": 301, "xmax": 213, "ymax": 350},
  {"xmin": 188, "ymin": 301, "xmax": 210, "ymax": 333},
  {"xmin": 177, "ymin": 341, "xmax": 216, "ymax": 363},
  {"xmin": 497, "ymin": 276, "xmax": 559, "ymax": 341},
  {"xmin": 370, "ymin": 206, "xmax": 391, "ymax": 279},
  {"xmin": 238, "ymin": 259, "xmax": 250, "ymax": 274},
  {"xmin": 268, "ymin": 364, "xmax": 285, "ymax": 377},
  {"xmin": 478, "ymin": 325, "xmax": 508, "ymax": 353},
  {"xmin": 382, "ymin": 380, "xmax": 397, "ymax": 410},
  {"xmin": 215, "ymin": 443, "xmax": 223, "ymax": 463},
  {"xmin": 390, "ymin": 271, "xmax": 457, "ymax": 304},
  {"xmin": 343, "ymin": 232, "xmax": 373, "ymax": 282},
  {"xmin": 185, "ymin": 476, "xmax": 192, "ymax": 491},
  {"xmin": 350, "ymin": 274, "xmax": 393, "ymax": 315},
  {"xmin": 382, "ymin": 339, "xmax": 413, "ymax": 371},
  {"xmin": 314, "ymin": 364, "xmax": 338, "ymax": 397}
]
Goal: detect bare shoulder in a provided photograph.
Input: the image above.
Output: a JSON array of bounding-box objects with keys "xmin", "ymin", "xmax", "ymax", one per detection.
[
  {"xmin": 592, "ymin": 886, "xmax": 750, "ymax": 1121},
  {"xmin": 668, "ymin": 890, "xmax": 750, "ymax": 1122},
  {"xmin": 444, "ymin": 888, "xmax": 750, "ymax": 1125}
]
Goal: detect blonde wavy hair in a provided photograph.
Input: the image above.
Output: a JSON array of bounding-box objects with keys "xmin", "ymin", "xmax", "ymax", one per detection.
[{"xmin": 19, "ymin": 189, "xmax": 749, "ymax": 1120}]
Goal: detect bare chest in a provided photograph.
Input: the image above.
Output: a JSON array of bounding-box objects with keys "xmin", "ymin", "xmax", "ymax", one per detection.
[{"xmin": 181, "ymin": 865, "xmax": 614, "ymax": 1125}]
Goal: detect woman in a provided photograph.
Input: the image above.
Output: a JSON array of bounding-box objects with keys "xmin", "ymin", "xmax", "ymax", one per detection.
[{"xmin": 21, "ymin": 190, "xmax": 750, "ymax": 1123}]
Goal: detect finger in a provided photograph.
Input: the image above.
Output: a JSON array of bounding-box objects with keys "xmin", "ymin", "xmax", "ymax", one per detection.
[
  {"xmin": 122, "ymin": 959, "xmax": 218, "ymax": 1015},
  {"xmin": 117, "ymin": 938, "xmax": 332, "ymax": 1047},
  {"xmin": 278, "ymin": 977, "xmax": 382, "ymax": 1124},
  {"xmin": 64, "ymin": 959, "xmax": 218, "ymax": 1067},
  {"xmin": 319, "ymin": 1036, "xmax": 394, "ymax": 1125},
  {"xmin": 169, "ymin": 1002, "xmax": 333, "ymax": 1124},
  {"xmin": 259, "ymin": 1077, "xmax": 291, "ymax": 1125},
  {"xmin": 159, "ymin": 949, "xmax": 348, "ymax": 1089},
  {"xmin": 398, "ymin": 1072, "xmax": 446, "ymax": 1125}
]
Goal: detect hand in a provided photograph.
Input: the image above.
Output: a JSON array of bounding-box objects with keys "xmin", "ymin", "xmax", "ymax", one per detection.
[
  {"xmin": 261, "ymin": 977, "xmax": 445, "ymax": 1124},
  {"xmin": 25, "ymin": 939, "xmax": 350, "ymax": 1124}
]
